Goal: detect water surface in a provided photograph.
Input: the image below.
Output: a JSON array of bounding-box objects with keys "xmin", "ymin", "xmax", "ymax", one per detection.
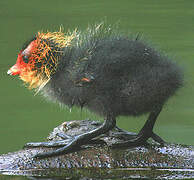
[{"xmin": 0, "ymin": 0, "xmax": 194, "ymax": 175}]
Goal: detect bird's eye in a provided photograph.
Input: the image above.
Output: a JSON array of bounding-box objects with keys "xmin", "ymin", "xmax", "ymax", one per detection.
[{"xmin": 23, "ymin": 55, "xmax": 29, "ymax": 63}]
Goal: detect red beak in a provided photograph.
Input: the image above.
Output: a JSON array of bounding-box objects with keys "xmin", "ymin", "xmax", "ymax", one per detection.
[{"xmin": 7, "ymin": 64, "xmax": 21, "ymax": 76}]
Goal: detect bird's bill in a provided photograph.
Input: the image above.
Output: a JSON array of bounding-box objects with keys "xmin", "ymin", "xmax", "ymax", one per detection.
[
  {"xmin": 7, "ymin": 52, "xmax": 24, "ymax": 76},
  {"xmin": 7, "ymin": 64, "xmax": 21, "ymax": 76}
]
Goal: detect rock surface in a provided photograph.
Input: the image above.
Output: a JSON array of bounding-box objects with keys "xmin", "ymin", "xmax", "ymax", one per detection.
[{"xmin": 0, "ymin": 120, "xmax": 194, "ymax": 179}]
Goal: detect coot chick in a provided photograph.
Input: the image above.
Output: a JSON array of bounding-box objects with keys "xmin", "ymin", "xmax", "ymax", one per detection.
[{"xmin": 8, "ymin": 24, "xmax": 183, "ymax": 158}]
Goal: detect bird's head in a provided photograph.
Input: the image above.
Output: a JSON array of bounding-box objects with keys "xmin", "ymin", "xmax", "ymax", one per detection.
[{"xmin": 8, "ymin": 30, "xmax": 75, "ymax": 90}]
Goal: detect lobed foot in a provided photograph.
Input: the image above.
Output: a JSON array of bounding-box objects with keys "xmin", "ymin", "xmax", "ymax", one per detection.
[
  {"xmin": 24, "ymin": 139, "xmax": 71, "ymax": 148},
  {"xmin": 32, "ymin": 135, "xmax": 90, "ymax": 159},
  {"xmin": 24, "ymin": 132, "xmax": 73, "ymax": 148},
  {"xmin": 28, "ymin": 131, "xmax": 164, "ymax": 158},
  {"xmin": 25, "ymin": 132, "xmax": 106, "ymax": 159},
  {"xmin": 111, "ymin": 130, "xmax": 165, "ymax": 148}
]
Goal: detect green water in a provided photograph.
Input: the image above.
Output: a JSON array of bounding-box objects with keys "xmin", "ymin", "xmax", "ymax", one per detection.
[{"xmin": 0, "ymin": 0, "xmax": 194, "ymax": 159}]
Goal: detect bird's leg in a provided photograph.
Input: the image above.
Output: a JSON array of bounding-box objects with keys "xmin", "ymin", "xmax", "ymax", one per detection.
[
  {"xmin": 135, "ymin": 105, "xmax": 165, "ymax": 145},
  {"xmin": 32, "ymin": 114, "xmax": 116, "ymax": 158},
  {"xmin": 112, "ymin": 105, "xmax": 165, "ymax": 148}
]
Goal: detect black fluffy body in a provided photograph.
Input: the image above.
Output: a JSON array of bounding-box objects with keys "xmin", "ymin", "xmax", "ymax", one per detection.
[{"xmin": 43, "ymin": 26, "xmax": 183, "ymax": 118}]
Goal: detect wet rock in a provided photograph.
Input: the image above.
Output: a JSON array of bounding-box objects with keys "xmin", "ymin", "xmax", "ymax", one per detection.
[{"xmin": 0, "ymin": 120, "xmax": 194, "ymax": 179}]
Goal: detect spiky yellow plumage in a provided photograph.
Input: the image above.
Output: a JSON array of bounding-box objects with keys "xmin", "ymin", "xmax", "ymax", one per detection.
[{"xmin": 8, "ymin": 29, "xmax": 76, "ymax": 91}]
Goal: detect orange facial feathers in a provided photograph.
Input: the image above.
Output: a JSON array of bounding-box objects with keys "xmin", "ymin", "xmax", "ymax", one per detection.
[{"xmin": 8, "ymin": 30, "xmax": 76, "ymax": 91}]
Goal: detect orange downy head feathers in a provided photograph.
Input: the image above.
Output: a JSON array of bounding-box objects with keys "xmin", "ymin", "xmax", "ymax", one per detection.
[{"xmin": 8, "ymin": 30, "xmax": 75, "ymax": 91}]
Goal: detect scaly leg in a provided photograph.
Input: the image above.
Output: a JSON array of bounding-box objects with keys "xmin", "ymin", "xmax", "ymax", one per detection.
[{"xmin": 112, "ymin": 105, "xmax": 165, "ymax": 148}]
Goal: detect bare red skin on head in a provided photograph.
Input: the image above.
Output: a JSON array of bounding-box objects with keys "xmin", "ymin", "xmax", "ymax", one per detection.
[
  {"xmin": 22, "ymin": 40, "xmax": 37, "ymax": 56},
  {"xmin": 9, "ymin": 51, "xmax": 26, "ymax": 75},
  {"xmin": 9, "ymin": 40, "xmax": 38, "ymax": 76}
]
